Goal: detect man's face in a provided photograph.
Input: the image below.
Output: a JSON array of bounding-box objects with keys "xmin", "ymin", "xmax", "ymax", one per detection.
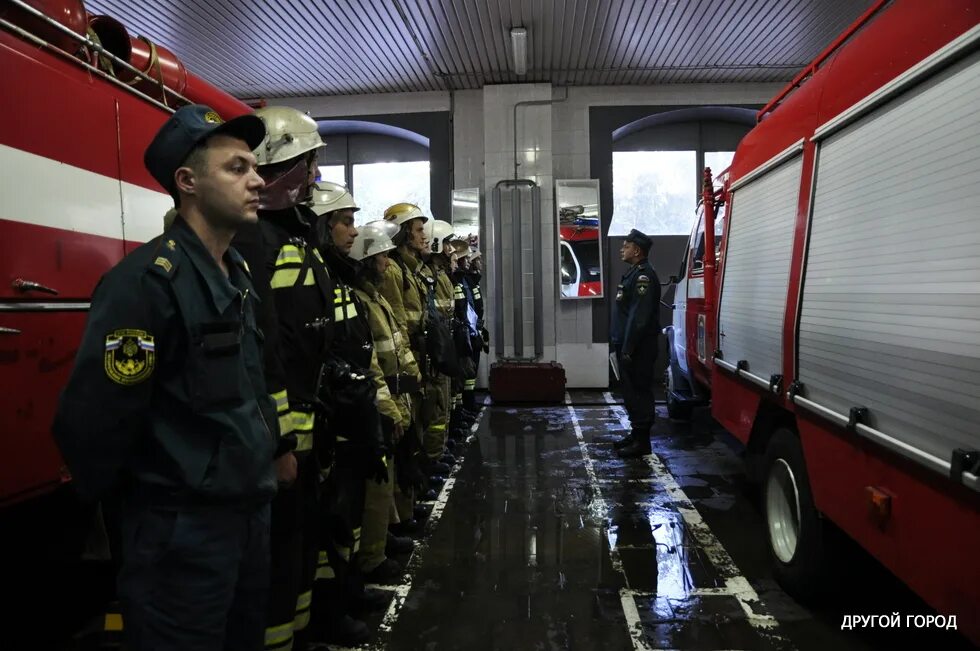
[
  {"xmin": 409, "ymin": 218, "xmax": 428, "ymax": 254},
  {"xmin": 187, "ymin": 135, "xmax": 264, "ymax": 227},
  {"xmin": 620, "ymin": 241, "xmax": 640, "ymax": 263},
  {"xmin": 328, "ymin": 209, "xmax": 359, "ymax": 255}
]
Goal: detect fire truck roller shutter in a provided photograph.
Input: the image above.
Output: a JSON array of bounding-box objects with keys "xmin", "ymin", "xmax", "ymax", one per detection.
[
  {"xmin": 717, "ymin": 154, "xmax": 803, "ymax": 385},
  {"xmin": 797, "ymin": 49, "xmax": 980, "ymax": 486}
]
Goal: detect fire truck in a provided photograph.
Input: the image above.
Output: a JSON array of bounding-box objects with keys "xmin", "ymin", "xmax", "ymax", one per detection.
[
  {"xmin": 0, "ymin": 0, "xmax": 254, "ymax": 611},
  {"xmin": 664, "ymin": 0, "xmax": 980, "ymax": 642}
]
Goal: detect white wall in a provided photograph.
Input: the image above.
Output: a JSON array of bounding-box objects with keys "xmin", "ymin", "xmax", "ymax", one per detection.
[{"xmin": 285, "ymin": 82, "xmax": 783, "ymax": 387}]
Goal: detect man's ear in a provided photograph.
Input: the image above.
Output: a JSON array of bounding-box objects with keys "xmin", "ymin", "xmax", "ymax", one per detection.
[{"xmin": 174, "ymin": 166, "xmax": 197, "ymax": 197}]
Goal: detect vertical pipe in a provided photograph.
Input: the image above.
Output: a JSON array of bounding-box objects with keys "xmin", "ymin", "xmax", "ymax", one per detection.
[
  {"xmin": 511, "ymin": 186, "xmax": 524, "ymax": 358},
  {"xmin": 531, "ymin": 185, "xmax": 544, "ymax": 359},
  {"xmin": 493, "ymin": 186, "xmax": 505, "ymax": 356}
]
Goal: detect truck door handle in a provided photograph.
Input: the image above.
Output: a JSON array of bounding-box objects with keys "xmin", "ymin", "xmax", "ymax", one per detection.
[
  {"xmin": 0, "ymin": 326, "xmax": 22, "ymax": 335},
  {"xmin": 13, "ymin": 278, "xmax": 59, "ymax": 295}
]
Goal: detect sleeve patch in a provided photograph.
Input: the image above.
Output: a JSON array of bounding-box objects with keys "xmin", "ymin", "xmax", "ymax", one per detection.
[
  {"xmin": 637, "ymin": 284, "xmax": 648, "ymax": 296},
  {"xmin": 104, "ymin": 329, "xmax": 155, "ymax": 385},
  {"xmin": 638, "ymin": 275, "xmax": 650, "ymax": 282}
]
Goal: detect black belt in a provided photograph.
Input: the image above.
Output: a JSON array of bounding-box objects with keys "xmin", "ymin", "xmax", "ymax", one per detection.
[{"xmin": 386, "ymin": 374, "xmax": 421, "ymax": 395}]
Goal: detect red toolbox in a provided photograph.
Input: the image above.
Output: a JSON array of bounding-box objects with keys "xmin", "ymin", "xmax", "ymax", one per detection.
[{"xmin": 489, "ymin": 361, "xmax": 566, "ymax": 403}]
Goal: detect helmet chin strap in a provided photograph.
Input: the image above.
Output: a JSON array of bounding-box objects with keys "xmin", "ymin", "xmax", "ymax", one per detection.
[{"xmin": 258, "ymin": 157, "xmax": 313, "ymax": 211}]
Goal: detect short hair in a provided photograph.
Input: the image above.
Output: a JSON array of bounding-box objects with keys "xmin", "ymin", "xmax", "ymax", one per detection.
[{"xmin": 173, "ymin": 142, "xmax": 209, "ymax": 208}]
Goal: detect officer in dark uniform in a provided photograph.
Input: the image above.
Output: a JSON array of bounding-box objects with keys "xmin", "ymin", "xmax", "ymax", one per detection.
[
  {"xmin": 611, "ymin": 229, "xmax": 661, "ymax": 459},
  {"xmin": 53, "ymin": 105, "xmax": 276, "ymax": 651}
]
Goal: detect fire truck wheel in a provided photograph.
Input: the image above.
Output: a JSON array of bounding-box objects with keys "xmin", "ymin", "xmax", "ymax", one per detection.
[{"xmin": 763, "ymin": 428, "xmax": 828, "ymax": 601}]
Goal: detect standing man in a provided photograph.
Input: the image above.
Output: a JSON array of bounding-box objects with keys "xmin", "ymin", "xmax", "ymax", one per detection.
[
  {"xmin": 53, "ymin": 105, "xmax": 275, "ymax": 651},
  {"xmin": 611, "ymin": 229, "xmax": 661, "ymax": 459}
]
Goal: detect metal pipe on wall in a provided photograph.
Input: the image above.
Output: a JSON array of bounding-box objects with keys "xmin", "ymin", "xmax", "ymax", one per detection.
[
  {"xmin": 531, "ymin": 185, "xmax": 544, "ymax": 359},
  {"xmin": 511, "ymin": 185, "xmax": 523, "ymax": 358},
  {"xmin": 492, "ymin": 185, "xmax": 505, "ymax": 356}
]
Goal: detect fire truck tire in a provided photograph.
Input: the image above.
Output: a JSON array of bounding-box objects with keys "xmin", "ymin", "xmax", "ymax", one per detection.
[{"xmin": 763, "ymin": 428, "xmax": 828, "ymax": 601}]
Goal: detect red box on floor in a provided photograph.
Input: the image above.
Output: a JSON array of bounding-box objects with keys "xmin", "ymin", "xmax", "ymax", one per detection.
[{"xmin": 489, "ymin": 361, "xmax": 566, "ymax": 403}]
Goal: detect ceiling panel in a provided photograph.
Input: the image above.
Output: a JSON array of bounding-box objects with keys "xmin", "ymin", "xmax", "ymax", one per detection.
[{"xmin": 84, "ymin": 0, "xmax": 877, "ymax": 97}]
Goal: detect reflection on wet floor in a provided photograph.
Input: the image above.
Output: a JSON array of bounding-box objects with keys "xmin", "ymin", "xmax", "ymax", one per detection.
[{"xmin": 377, "ymin": 391, "xmax": 976, "ymax": 651}]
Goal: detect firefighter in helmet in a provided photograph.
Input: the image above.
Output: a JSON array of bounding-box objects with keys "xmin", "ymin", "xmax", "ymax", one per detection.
[
  {"xmin": 381, "ymin": 203, "xmax": 436, "ymax": 521},
  {"xmin": 232, "ymin": 105, "xmax": 370, "ymax": 648},
  {"xmin": 449, "ymin": 238, "xmax": 481, "ymax": 431},
  {"xmin": 312, "ymin": 183, "xmax": 403, "ymax": 595},
  {"xmin": 420, "ymin": 220, "xmax": 462, "ymax": 471},
  {"xmin": 348, "ymin": 219, "xmax": 422, "ymax": 576}
]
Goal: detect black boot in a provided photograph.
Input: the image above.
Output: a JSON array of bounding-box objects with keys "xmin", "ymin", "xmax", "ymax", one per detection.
[
  {"xmin": 618, "ymin": 436, "xmax": 652, "ymax": 459},
  {"xmin": 612, "ymin": 432, "xmax": 635, "ymax": 449}
]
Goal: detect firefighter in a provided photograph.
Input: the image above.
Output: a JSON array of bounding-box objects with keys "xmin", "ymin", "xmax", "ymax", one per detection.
[
  {"xmin": 312, "ymin": 184, "xmax": 404, "ymax": 591},
  {"xmin": 465, "ymin": 249, "xmax": 489, "ymax": 414},
  {"xmin": 348, "ymin": 219, "xmax": 423, "ymax": 576},
  {"xmin": 381, "ymin": 203, "xmax": 440, "ymax": 512},
  {"xmin": 231, "ymin": 105, "xmax": 369, "ymax": 648},
  {"xmin": 421, "ymin": 219, "xmax": 459, "ymax": 473},
  {"xmin": 448, "ymin": 238, "xmax": 479, "ymax": 440},
  {"xmin": 53, "ymin": 105, "xmax": 275, "ymax": 651},
  {"xmin": 611, "ymin": 229, "xmax": 662, "ymax": 459}
]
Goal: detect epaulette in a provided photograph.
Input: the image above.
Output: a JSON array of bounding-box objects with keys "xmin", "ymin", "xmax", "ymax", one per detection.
[{"xmin": 147, "ymin": 236, "xmax": 181, "ymax": 278}]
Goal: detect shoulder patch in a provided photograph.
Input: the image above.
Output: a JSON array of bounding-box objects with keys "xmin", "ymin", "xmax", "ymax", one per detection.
[
  {"xmin": 166, "ymin": 239, "xmax": 176, "ymax": 251},
  {"xmin": 154, "ymin": 256, "xmax": 173, "ymax": 273},
  {"xmin": 637, "ymin": 275, "xmax": 650, "ymax": 283},
  {"xmin": 105, "ymin": 329, "xmax": 155, "ymax": 385}
]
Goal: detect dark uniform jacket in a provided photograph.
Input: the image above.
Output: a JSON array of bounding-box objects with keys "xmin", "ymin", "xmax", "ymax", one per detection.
[
  {"xmin": 53, "ymin": 217, "xmax": 277, "ymax": 505},
  {"xmin": 611, "ymin": 260, "xmax": 661, "ymax": 357},
  {"xmin": 321, "ymin": 244, "xmax": 385, "ymax": 455}
]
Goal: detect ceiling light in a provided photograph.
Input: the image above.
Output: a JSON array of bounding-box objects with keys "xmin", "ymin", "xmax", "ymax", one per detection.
[{"xmin": 510, "ymin": 27, "xmax": 527, "ymax": 76}]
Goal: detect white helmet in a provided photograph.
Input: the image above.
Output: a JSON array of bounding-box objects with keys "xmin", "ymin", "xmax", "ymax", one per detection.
[
  {"xmin": 350, "ymin": 220, "xmax": 398, "ymax": 261},
  {"xmin": 311, "ymin": 181, "xmax": 359, "ymax": 216},
  {"xmin": 424, "ymin": 219, "xmax": 455, "ymax": 254},
  {"xmin": 253, "ymin": 106, "xmax": 323, "ymax": 166},
  {"xmin": 383, "ymin": 202, "xmax": 429, "ymax": 226},
  {"xmin": 467, "ymin": 249, "xmax": 482, "ymax": 261}
]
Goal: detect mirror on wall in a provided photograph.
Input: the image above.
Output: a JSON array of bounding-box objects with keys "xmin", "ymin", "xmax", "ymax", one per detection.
[
  {"xmin": 451, "ymin": 187, "xmax": 480, "ymax": 248},
  {"xmin": 556, "ymin": 179, "xmax": 603, "ymax": 299}
]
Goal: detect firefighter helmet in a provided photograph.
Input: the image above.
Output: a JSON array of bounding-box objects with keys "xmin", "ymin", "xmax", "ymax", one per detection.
[
  {"xmin": 383, "ymin": 202, "xmax": 429, "ymax": 226},
  {"xmin": 253, "ymin": 106, "xmax": 323, "ymax": 166},
  {"xmin": 424, "ymin": 219, "xmax": 455, "ymax": 254},
  {"xmin": 311, "ymin": 181, "xmax": 359, "ymax": 216},
  {"xmin": 350, "ymin": 220, "xmax": 398, "ymax": 261}
]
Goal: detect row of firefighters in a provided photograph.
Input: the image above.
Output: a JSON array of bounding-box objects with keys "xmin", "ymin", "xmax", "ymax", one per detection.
[{"xmin": 171, "ymin": 106, "xmax": 488, "ymax": 648}]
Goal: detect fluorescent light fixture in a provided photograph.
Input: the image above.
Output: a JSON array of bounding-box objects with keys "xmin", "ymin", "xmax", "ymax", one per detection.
[{"xmin": 510, "ymin": 27, "xmax": 527, "ymax": 76}]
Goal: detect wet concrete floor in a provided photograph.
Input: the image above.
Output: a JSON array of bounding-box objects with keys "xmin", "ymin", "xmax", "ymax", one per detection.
[{"xmin": 373, "ymin": 390, "xmax": 975, "ymax": 651}]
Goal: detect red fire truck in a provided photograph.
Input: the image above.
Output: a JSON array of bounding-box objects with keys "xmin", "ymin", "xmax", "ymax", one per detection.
[
  {"xmin": 559, "ymin": 218, "xmax": 602, "ymax": 298},
  {"xmin": 0, "ymin": 0, "xmax": 253, "ymax": 581},
  {"xmin": 664, "ymin": 0, "xmax": 980, "ymax": 643}
]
